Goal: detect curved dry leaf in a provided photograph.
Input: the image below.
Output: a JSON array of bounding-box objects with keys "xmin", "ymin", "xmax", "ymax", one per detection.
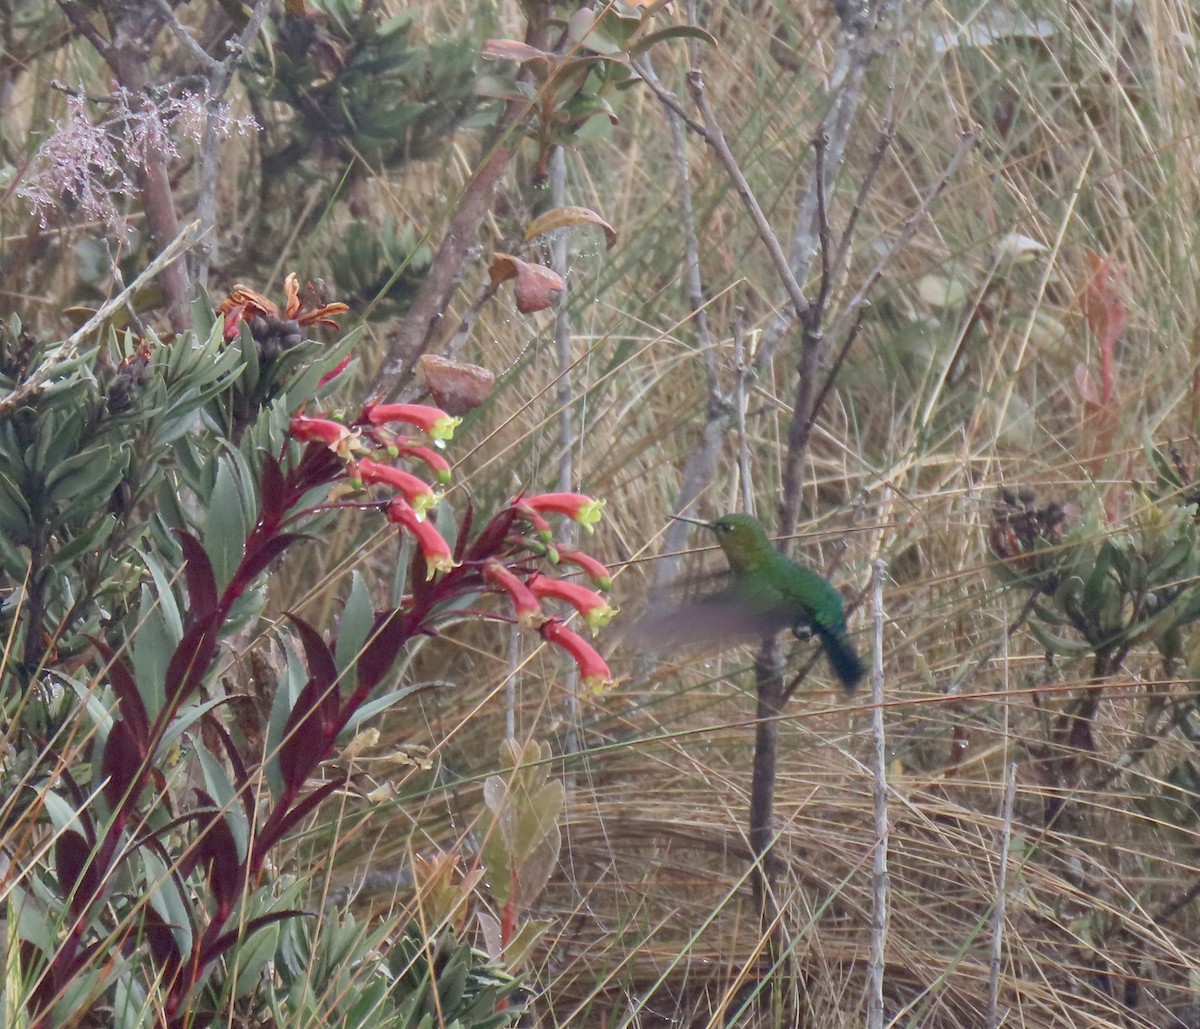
[
  {"xmin": 488, "ymin": 253, "xmax": 565, "ymax": 314},
  {"xmin": 418, "ymin": 354, "xmax": 495, "ymax": 415},
  {"xmin": 524, "ymin": 206, "xmax": 617, "ymax": 250}
]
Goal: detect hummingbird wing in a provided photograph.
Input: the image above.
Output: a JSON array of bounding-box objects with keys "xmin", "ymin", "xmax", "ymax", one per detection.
[{"xmin": 625, "ymin": 585, "xmax": 796, "ymax": 654}]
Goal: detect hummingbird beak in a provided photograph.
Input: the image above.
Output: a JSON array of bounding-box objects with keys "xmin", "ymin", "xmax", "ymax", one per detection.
[{"xmin": 670, "ymin": 514, "xmax": 711, "ymax": 528}]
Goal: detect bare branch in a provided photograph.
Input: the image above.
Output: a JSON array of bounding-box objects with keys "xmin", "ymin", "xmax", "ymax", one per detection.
[
  {"xmin": 56, "ymin": 1, "xmax": 114, "ymax": 62},
  {"xmin": 867, "ymin": 557, "xmax": 890, "ymax": 1029}
]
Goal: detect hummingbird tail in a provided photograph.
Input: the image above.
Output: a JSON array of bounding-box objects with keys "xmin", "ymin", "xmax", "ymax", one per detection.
[{"xmin": 816, "ymin": 626, "xmax": 864, "ymax": 692}]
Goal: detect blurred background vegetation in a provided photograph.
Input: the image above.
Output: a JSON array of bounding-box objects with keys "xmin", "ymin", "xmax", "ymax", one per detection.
[{"xmin": 4, "ymin": 0, "xmax": 1200, "ymax": 1025}]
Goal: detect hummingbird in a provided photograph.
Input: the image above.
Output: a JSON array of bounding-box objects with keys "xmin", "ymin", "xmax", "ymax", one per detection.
[{"xmin": 652, "ymin": 513, "xmax": 864, "ymax": 692}]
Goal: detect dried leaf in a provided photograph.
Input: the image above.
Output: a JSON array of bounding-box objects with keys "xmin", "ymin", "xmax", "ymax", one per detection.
[
  {"xmin": 418, "ymin": 354, "xmax": 495, "ymax": 415},
  {"xmin": 524, "ymin": 205, "xmax": 617, "ymax": 250},
  {"xmin": 488, "ymin": 254, "xmax": 565, "ymax": 314}
]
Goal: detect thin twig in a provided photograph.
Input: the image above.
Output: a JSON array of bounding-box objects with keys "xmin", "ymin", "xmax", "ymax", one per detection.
[
  {"xmin": 828, "ymin": 132, "xmax": 977, "ymax": 344},
  {"xmin": 987, "ymin": 762, "xmax": 1019, "ymax": 1029},
  {"xmin": 733, "ymin": 310, "xmax": 754, "ymax": 513},
  {"xmin": 190, "ymin": 0, "xmax": 274, "ymax": 287},
  {"xmin": 56, "ymin": 1, "xmax": 114, "ymax": 62},
  {"xmin": 685, "ymin": 69, "xmax": 810, "ymax": 325},
  {"xmin": 867, "ymin": 557, "xmax": 889, "ymax": 1029}
]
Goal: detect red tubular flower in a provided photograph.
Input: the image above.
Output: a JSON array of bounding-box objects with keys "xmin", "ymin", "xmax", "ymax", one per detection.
[
  {"xmin": 482, "ymin": 560, "xmax": 545, "ymax": 629},
  {"xmin": 540, "ymin": 619, "xmax": 612, "ymax": 692},
  {"xmin": 515, "ymin": 492, "xmax": 605, "ymax": 532},
  {"xmin": 556, "ymin": 548, "xmax": 613, "ymax": 591},
  {"xmin": 386, "ymin": 498, "xmax": 455, "ymax": 577},
  {"xmin": 511, "ymin": 503, "xmax": 554, "ymax": 542},
  {"xmin": 393, "ymin": 438, "xmax": 453, "ymax": 485},
  {"xmin": 528, "ymin": 575, "xmax": 617, "ymax": 634},
  {"xmin": 289, "ymin": 414, "xmax": 356, "ymax": 457},
  {"xmin": 361, "ymin": 402, "xmax": 461, "ymax": 442},
  {"xmin": 356, "ymin": 458, "xmax": 440, "ymax": 516}
]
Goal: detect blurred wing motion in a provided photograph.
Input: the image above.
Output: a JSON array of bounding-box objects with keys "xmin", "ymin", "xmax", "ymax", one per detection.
[
  {"xmin": 629, "ymin": 588, "xmax": 794, "ymax": 652},
  {"xmin": 628, "ymin": 588, "xmax": 863, "ymax": 693}
]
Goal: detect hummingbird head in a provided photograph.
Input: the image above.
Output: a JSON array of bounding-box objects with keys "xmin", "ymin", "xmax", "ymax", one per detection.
[{"xmin": 673, "ymin": 512, "xmax": 773, "ymax": 574}]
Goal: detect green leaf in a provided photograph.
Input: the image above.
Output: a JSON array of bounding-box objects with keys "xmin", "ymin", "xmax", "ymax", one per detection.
[
  {"xmin": 627, "ymin": 23, "xmax": 718, "ymax": 58},
  {"xmin": 265, "ymin": 634, "xmax": 308, "ymax": 798},
  {"xmin": 0, "ymin": 465, "xmax": 31, "ymax": 538},
  {"xmin": 52, "ymin": 515, "xmax": 118, "ymax": 567},
  {"xmin": 156, "ymin": 697, "xmax": 228, "ymax": 757},
  {"xmin": 13, "ymin": 887, "xmax": 54, "ymax": 954},
  {"xmin": 0, "ymin": 527, "xmax": 28, "ymax": 577},
  {"xmin": 112, "ymin": 974, "xmax": 152, "ymax": 1029},
  {"xmin": 335, "ymin": 572, "xmax": 374, "ymax": 677},
  {"xmin": 197, "ymin": 740, "xmax": 248, "ymax": 858},
  {"xmin": 190, "ymin": 282, "xmax": 217, "ymax": 342},
  {"xmin": 1028, "ymin": 620, "xmax": 1097, "ymax": 658},
  {"xmin": 46, "ymin": 443, "xmax": 127, "ymax": 504},
  {"xmin": 205, "ymin": 455, "xmax": 250, "ymax": 591},
  {"xmin": 227, "ymin": 916, "xmax": 280, "ymax": 1000},
  {"xmin": 1080, "ymin": 542, "xmax": 1116, "ymax": 621},
  {"xmin": 340, "ymin": 681, "xmax": 432, "ymax": 735},
  {"xmin": 238, "ymin": 321, "xmax": 260, "ymax": 394},
  {"xmin": 132, "ymin": 585, "xmax": 171, "ymax": 719},
  {"xmin": 142, "ymin": 849, "xmax": 195, "ymax": 957},
  {"xmin": 138, "ymin": 548, "xmax": 184, "ymax": 644}
]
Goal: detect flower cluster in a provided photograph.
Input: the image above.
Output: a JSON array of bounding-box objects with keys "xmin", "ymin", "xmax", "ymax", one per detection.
[
  {"xmin": 219, "ymin": 272, "xmax": 350, "ymax": 363},
  {"xmin": 287, "ymin": 403, "xmax": 616, "ymax": 691}
]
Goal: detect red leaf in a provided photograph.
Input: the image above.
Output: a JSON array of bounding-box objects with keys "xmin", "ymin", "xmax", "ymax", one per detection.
[
  {"xmin": 463, "ymin": 507, "xmax": 519, "ymax": 563},
  {"xmin": 233, "ymin": 533, "xmax": 305, "ymax": 594},
  {"xmin": 190, "ymin": 790, "xmax": 243, "ymax": 917},
  {"xmin": 164, "ymin": 616, "xmax": 218, "ymax": 708},
  {"xmin": 260, "ymin": 454, "xmax": 287, "ymax": 528},
  {"xmin": 55, "ymin": 829, "xmax": 100, "ymax": 916},
  {"xmin": 102, "ymin": 719, "xmax": 146, "ymax": 809},
  {"xmin": 356, "ymin": 608, "xmax": 410, "ymax": 694},
  {"xmin": 286, "ymin": 613, "xmax": 337, "ymax": 692},
  {"xmin": 177, "ymin": 532, "xmax": 218, "ymax": 621},
  {"xmin": 454, "ymin": 501, "xmax": 475, "ymax": 563},
  {"xmin": 141, "ymin": 904, "xmax": 183, "ymax": 970},
  {"xmin": 277, "ymin": 679, "xmax": 339, "ymax": 793},
  {"xmin": 197, "ymin": 910, "xmax": 308, "ymax": 969},
  {"xmin": 259, "ymin": 778, "xmax": 347, "ymax": 856},
  {"xmin": 92, "ymin": 639, "xmax": 149, "ymax": 748}
]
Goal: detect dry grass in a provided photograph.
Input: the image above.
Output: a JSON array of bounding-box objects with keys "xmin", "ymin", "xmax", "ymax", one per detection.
[{"xmin": 6, "ymin": 0, "xmax": 1200, "ymax": 1024}]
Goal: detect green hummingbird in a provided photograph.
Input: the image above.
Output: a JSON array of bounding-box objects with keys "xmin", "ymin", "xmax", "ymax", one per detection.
[{"xmin": 661, "ymin": 513, "xmax": 865, "ymax": 692}]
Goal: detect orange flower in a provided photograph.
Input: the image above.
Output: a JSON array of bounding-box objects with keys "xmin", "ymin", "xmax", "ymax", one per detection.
[{"xmin": 218, "ymin": 272, "xmax": 349, "ymax": 341}]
